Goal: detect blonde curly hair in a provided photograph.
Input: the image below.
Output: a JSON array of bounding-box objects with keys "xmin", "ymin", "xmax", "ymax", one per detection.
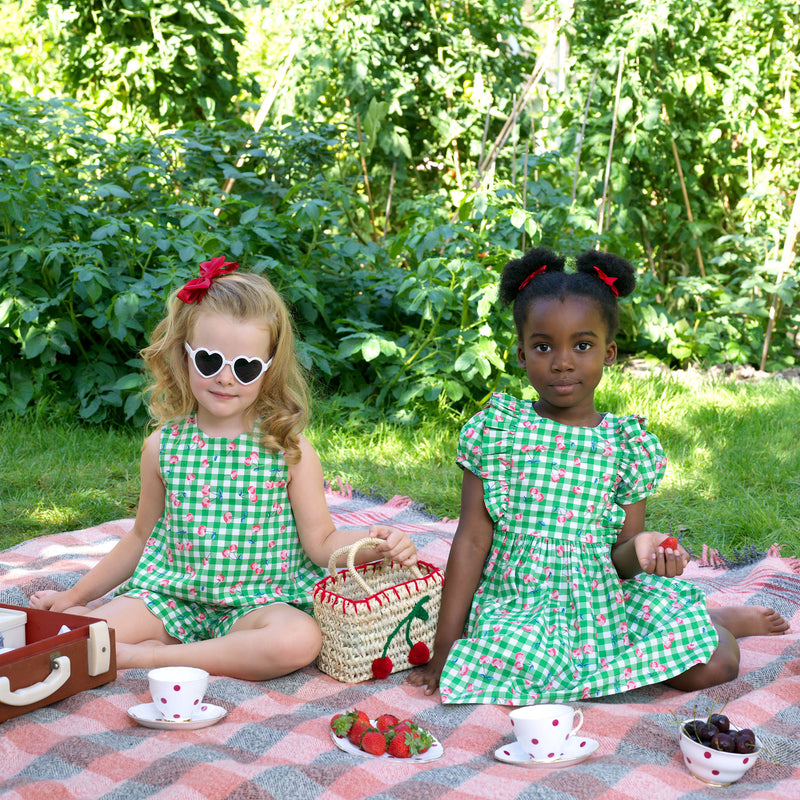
[{"xmin": 141, "ymin": 271, "xmax": 309, "ymax": 464}]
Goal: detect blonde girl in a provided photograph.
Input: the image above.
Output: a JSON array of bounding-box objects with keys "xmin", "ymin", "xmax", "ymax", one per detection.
[{"xmin": 31, "ymin": 258, "xmax": 416, "ymax": 680}]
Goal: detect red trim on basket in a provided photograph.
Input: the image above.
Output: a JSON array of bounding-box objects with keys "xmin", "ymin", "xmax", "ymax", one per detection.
[{"xmin": 313, "ymin": 561, "xmax": 444, "ymax": 614}]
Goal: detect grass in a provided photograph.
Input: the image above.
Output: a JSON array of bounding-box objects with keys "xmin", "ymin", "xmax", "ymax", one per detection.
[{"xmin": 1, "ymin": 369, "xmax": 798, "ymax": 558}]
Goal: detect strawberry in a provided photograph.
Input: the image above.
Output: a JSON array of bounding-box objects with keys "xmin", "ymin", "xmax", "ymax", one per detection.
[
  {"xmin": 354, "ymin": 709, "xmax": 370, "ymax": 725},
  {"xmin": 412, "ymin": 725, "xmax": 435, "ymax": 754},
  {"xmin": 348, "ymin": 718, "xmax": 374, "ymax": 747},
  {"xmin": 376, "ymin": 713, "xmax": 399, "ymax": 732},
  {"xmin": 385, "ymin": 722, "xmax": 436, "ymax": 758},
  {"xmin": 660, "ymin": 536, "xmax": 679, "ymax": 551},
  {"xmin": 387, "ymin": 731, "xmax": 413, "ymax": 758},
  {"xmin": 360, "ymin": 730, "xmax": 387, "ymax": 756},
  {"xmin": 330, "ymin": 711, "xmax": 356, "ymax": 737}
]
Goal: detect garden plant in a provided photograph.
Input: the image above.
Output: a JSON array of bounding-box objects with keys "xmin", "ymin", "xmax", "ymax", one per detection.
[{"xmin": 0, "ymin": 0, "xmax": 797, "ymax": 557}]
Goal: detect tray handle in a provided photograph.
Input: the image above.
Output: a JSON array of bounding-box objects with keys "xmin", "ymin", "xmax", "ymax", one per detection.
[
  {"xmin": 326, "ymin": 537, "xmax": 422, "ymax": 595},
  {"xmin": 0, "ymin": 655, "xmax": 71, "ymax": 706}
]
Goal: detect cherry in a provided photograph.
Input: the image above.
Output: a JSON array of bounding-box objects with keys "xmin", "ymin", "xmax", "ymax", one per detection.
[
  {"xmin": 711, "ymin": 732, "xmax": 736, "ymax": 752},
  {"xmin": 709, "ymin": 713, "xmax": 730, "ymax": 733},
  {"xmin": 735, "ymin": 729, "xmax": 757, "ymax": 753},
  {"xmin": 695, "ymin": 721, "xmax": 718, "ymax": 743}
]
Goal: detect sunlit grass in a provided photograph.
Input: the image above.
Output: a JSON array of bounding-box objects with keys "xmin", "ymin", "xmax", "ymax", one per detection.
[{"xmin": 1, "ymin": 371, "xmax": 798, "ymax": 558}]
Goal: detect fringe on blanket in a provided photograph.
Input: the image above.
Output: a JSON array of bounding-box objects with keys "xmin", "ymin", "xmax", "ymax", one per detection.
[
  {"xmin": 323, "ymin": 478, "xmax": 457, "ymax": 523},
  {"xmin": 694, "ymin": 542, "xmax": 800, "ymax": 572}
]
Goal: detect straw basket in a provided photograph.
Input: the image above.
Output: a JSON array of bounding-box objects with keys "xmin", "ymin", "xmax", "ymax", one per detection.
[{"xmin": 312, "ymin": 538, "xmax": 444, "ymax": 683}]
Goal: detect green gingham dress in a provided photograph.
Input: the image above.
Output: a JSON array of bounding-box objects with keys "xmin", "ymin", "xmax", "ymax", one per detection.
[
  {"xmin": 119, "ymin": 417, "xmax": 324, "ymax": 642},
  {"xmin": 438, "ymin": 393, "xmax": 718, "ymax": 705}
]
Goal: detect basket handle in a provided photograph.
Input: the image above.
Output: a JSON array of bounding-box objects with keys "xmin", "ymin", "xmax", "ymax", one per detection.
[{"xmin": 327, "ymin": 537, "xmax": 423, "ymax": 595}]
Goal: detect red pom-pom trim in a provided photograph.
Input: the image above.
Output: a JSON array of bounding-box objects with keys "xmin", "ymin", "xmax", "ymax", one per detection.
[
  {"xmin": 408, "ymin": 641, "xmax": 430, "ymax": 665},
  {"xmin": 372, "ymin": 656, "xmax": 393, "ymax": 679}
]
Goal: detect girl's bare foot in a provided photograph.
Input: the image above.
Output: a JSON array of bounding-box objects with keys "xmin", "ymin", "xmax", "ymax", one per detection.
[{"xmin": 709, "ymin": 606, "xmax": 790, "ymax": 638}]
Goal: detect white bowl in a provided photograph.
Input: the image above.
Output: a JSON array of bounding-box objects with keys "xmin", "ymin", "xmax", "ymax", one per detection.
[{"xmin": 679, "ymin": 719, "xmax": 761, "ymax": 786}]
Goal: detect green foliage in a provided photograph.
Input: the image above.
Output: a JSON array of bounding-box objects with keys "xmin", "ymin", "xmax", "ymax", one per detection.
[
  {"xmin": 544, "ymin": 0, "xmax": 800, "ymax": 366},
  {"xmin": 37, "ymin": 0, "xmax": 250, "ymax": 125},
  {"xmin": 333, "ymin": 188, "xmax": 540, "ymax": 417},
  {"xmin": 0, "ymin": 0, "xmax": 798, "ymax": 428},
  {"xmin": 0, "ymin": 98, "xmax": 346, "ymax": 422},
  {"xmin": 270, "ymin": 0, "xmax": 540, "ymax": 206},
  {"xmin": 0, "ymin": 97, "xmax": 541, "ymax": 423}
]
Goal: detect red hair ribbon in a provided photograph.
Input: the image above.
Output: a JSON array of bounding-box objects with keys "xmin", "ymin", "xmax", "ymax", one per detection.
[
  {"xmin": 518, "ymin": 264, "xmax": 547, "ymax": 291},
  {"xmin": 177, "ymin": 256, "xmax": 240, "ymax": 304},
  {"xmin": 593, "ymin": 266, "xmax": 619, "ymax": 296}
]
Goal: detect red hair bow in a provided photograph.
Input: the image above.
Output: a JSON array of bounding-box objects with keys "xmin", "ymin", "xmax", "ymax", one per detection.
[
  {"xmin": 177, "ymin": 256, "xmax": 240, "ymax": 304},
  {"xmin": 593, "ymin": 266, "xmax": 619, "ymax": 296},
  {"xmin": 518, "ymin": 264, "xmax": 547, "ymax": 291}
]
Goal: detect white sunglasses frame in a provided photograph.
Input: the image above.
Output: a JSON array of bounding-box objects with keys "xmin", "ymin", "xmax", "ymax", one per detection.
[{"xmin": 184, "ymin": 342, "xmax": 273, "ymax": 385}]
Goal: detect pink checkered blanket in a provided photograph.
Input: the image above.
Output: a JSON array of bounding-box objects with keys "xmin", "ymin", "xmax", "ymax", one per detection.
[{"xmin": 0, "ymin": 487, "xmax": 798, "ymax": 799}]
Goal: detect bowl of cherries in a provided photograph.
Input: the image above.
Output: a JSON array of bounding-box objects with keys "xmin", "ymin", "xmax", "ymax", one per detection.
[{"xmin": 679, "ymin": 713, "xmax": 762, "ymax": 786}]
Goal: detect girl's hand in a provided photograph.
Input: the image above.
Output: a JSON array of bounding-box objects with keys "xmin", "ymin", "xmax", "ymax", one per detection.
[
  {"xmin": 635, "ymin": 532, "xmax": 690, "ymax": 577},
  {"xmin": 405, "ymin": 655, "xmax": 446, "ymax": 696},
  {"xmin": 368, "ymin": 525, "xmax": 417, "ymax": 567},
  {"xmin": 29, "ymin": 589, "xmax": 79, "ymax": 613}
]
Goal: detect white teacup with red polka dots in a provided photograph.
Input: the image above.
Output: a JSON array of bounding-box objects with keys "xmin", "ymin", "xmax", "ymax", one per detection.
[
  {"xmin": 148, "ymin": 666, "xmax": 209, "ymax": 722},
  {"xmin": 509, "ymin": 703, "xmax": 584, "ymax": 761}
]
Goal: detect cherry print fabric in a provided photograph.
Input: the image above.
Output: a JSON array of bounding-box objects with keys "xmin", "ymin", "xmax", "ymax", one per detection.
[
  {"xmin": 119, "ymin": 418, "xmax": 324, "ymax": 642},
  {"xmin": 439, "ymin": 393, "xmax": 718, "ymax": 705}
]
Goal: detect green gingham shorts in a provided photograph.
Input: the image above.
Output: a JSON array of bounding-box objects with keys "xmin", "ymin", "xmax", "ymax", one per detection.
[{"xmin": 124, "ymin": 589, "xmax": 259, "ymax": 643}]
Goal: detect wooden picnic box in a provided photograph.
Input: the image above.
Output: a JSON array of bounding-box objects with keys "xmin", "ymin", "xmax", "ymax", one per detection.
[{"xmin": 0, "ymin": 602, "xmax": 116, "ymax": 722}]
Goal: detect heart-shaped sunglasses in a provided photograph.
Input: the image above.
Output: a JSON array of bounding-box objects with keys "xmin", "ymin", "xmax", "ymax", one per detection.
[{"xmin": 184, "ymin": 343, "xmax": 273, "ymax": 385}]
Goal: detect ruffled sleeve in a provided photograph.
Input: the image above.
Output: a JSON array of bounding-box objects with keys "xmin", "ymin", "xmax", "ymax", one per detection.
[
  {"xmin": 456, "ymin": 407, "xmax": 489, "ymax": 478},
  {"xmin": 612, "ymin": 415, "xmax": 668, "ymax": 505},
  {"xmin": 456, "ymin": 393, "xmax": 523, "ymax": 524}
]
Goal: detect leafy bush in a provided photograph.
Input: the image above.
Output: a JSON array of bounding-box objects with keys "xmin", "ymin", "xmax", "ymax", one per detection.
[
  {"xmin": 546, "ymin": 0, "xmax": 800, "ymax": 366},
  {"xmin": 37, "ymin": 0, "xmax": 250, "ymax": 126},
  {"xmin": 271, "ymin": 0, "xmax": 541, "ymax": 205},
  {"xmin": 2, "ymin": 0, "xmax": 799, "ymax": 428},
  {"xmin": 0, "ymin": 97, "xmax": 541, "ymax": 423}
]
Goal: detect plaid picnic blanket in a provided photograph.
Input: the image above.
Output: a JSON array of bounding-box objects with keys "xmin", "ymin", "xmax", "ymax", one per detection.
[{"xmin": 0, "ymin": 485, "xmax": 799, "ymax": 800}]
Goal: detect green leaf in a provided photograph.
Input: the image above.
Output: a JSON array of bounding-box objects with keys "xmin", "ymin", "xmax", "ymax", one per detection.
[
  {"xmin": 240, "ymin": 206, "xmax": 261, "ymax": 224},
  {"xmin": 361, "ymin": 337, "xmax": 381, "ymax": 361},
  {"xmin": 91, "ymin": 223, "xmax": 120, "ymax": 241},
  {"xmin": 22, "ymin": 329, "xmax": 48, "ymax": 358}
]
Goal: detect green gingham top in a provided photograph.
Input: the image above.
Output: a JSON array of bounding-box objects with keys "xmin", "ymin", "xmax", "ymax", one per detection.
[
  {"xmin": 438, "ymin": 393, "xmax": 718, "ymax": 705},
  {"xmin": 123, "ymin": 418, "xmax": 324, "ymax": 619}
]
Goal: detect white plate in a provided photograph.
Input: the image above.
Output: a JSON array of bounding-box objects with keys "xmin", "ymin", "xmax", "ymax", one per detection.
[
  {"xmin": 331, "ymin": 722, "xmax": 444, "ymax": 762},
  {"xmin": 128, "ymin": 702, "xmax": 227, "ymax": 731},
  {"xmin": 494, "ymin": 736, "xmax": 599, "ymax": 769}
]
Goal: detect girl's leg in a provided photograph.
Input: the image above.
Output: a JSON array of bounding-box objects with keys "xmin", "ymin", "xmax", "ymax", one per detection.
[
  {"xmin": 665, "ymin": 623, "xmax": 739, "ymax": 692},
  {"xmin": 665, "ymin": 606, "xmax": 789, "ymax": 692},
  {"xmin": 116, "ymin": 604, "xmax": 322, "ymax": 681},
  {"xmin": 85, "ymin": 596, "xmax": 179, "ymax": 646}
]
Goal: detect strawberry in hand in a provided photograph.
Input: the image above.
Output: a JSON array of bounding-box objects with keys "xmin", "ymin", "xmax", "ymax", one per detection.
[
  {"xmin": 660, "ymin": 536, "xmax": 679, "ymax": 551},
  {"xmin": 634, "ymin": 531, "xmax": 689, "ymax": 578}
]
